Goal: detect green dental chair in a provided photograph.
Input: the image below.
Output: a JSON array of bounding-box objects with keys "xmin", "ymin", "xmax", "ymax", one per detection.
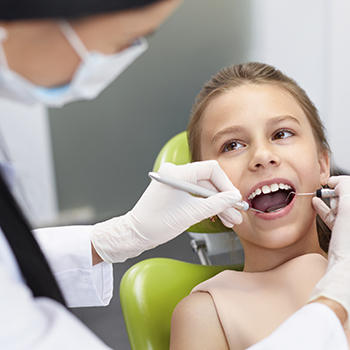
[{"xmin": 120, "ymin": 132, "xmax": 244, "ymax": 350}]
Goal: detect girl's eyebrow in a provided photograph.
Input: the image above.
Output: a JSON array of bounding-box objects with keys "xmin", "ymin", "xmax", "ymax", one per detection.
[
  {"xmin": 211, "ymin": 115, "xmax": 301, "ymax": 145},
  {"xmin": 268, "ymin": 115, "xmax": 301, "ymax": 127},
  {"xmin": 211, "ymin": 125, "xmax": 244, "ymax": 145}
]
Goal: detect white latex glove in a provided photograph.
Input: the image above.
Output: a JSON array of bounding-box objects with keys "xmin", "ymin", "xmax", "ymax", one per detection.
[
  {"xmin": 90, "ymin": 161, "xmax": 243, "ymax": 263},
  {"xmin": 308, "ymin": 176, "xmax": 350, "ymax": 328}
]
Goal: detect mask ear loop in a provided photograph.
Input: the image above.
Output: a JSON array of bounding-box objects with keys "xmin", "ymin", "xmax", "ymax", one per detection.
[
  {"xmin": 58, "ymin": 21, "xmax": 89, "ymax": 61},
  {"xmin": 0, "ymin": 27, "xmax": 9, "ymax": 68}
]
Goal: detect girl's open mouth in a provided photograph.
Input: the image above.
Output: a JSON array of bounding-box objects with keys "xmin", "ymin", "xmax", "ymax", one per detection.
[{"xmin": 247, "ymin": 182, "xmax": 296, "ymax": 214}]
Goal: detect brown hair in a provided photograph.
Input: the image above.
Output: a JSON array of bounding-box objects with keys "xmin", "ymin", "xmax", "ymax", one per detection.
[{"xmin": 187, "ymin": 62, "xmax": 331, "ymax": 251}]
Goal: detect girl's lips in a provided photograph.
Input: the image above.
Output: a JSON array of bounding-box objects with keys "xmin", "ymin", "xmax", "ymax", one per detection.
[
  {"xmin": 249, "ymin": 192, "xmax": 296, "ymax": 220},
  {"xmin": 244, "ymin": 177, "xmax": 297, "ymax": 220}
]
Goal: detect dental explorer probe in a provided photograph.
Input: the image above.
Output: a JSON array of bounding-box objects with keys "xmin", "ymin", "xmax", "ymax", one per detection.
[
  {"xmin": 148, "ymin": 172, "xmax": 249, "ymax": 211},
  {"xmin": 292, "ymin": 188, "xmax": 338, "ymax": 198}
]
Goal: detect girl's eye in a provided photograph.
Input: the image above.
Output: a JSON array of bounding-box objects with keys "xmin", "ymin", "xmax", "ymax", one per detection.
[
  {"xmin": 222, "ymin": 140, "xmax": 245, "ymax": 152},
  {"xmin": 272, "ymin": 129, "xmax": 294, "ymax": 140}
]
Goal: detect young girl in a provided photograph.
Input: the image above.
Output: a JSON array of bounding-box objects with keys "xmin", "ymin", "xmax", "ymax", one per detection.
[{"xmin": 169, "ymin": 62, "xmax": 350, "ymax": 350}]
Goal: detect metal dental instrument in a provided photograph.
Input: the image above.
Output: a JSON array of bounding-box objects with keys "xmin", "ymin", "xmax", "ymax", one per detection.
[
  {"xmin": 148, "ymin": 171, "xmax": 250, "ymax": 211},
  {"xmin": 291, "ymin": 188, "xmax": 338, "ymax": 198}
]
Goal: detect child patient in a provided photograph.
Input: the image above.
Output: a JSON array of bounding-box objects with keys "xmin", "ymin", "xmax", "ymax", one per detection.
[{"xmin": 169, "ymin": 62, "xmax": 350, "ymax": 350}]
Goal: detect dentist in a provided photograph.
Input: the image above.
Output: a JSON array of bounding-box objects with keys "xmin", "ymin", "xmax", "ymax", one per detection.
[{"xmin": 0, "ymin": 1, "xmax": 244, "ymax": 348}]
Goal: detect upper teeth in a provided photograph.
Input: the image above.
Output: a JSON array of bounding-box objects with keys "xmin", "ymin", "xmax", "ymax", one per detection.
[{"xmin": 248, "ymin": 183, "xmax": 292, "ymax": 200}]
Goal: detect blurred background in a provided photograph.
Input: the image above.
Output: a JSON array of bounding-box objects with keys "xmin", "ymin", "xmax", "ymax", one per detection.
[{"xmin": 0, "ymin": 0, "xmax": 349, "ymax": 348}]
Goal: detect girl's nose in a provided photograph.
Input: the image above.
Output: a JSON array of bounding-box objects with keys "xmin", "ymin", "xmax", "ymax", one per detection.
[{"xmin": 248, "ymin": 142, "xmax": 281, "ymax": 171}]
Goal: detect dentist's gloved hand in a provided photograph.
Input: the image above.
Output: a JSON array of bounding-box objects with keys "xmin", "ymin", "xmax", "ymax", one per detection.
[
  {"xmin": 90, "ymin": 161, "xmax": 243, "ymax": 263},
  {"xmin": 309, "ymin": 176, "xmax": 350, "ymax": 328}
]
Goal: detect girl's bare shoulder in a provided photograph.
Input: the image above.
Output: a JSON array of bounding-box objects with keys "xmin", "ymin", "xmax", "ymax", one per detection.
[
  {"xmin": 273, "ymin": 253, "xmax": 328, "ymax": 279},
  {"xmin": 170, "ymin": 292, "xmax": 229, "ymax": 350}
]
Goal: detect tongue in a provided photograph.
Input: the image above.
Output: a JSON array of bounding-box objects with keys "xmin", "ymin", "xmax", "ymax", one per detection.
[{"xmin": 251, "ymin": 191, "xmax": 290, "ymax": 213}]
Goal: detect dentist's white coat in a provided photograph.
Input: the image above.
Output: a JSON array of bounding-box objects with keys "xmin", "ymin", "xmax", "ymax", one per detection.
[{"xmin": 0, "ymin": 225, "xmax": 114, "ymax": 349}]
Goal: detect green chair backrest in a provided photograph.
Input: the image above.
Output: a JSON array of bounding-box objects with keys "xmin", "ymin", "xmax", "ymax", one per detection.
[
  {"xmin": 153, "ymin": 131, "xmax": 191, "ymax": 171},
  {"xmin": 120, "ymin": 258, "xmax": 243, "ymax": 350}
]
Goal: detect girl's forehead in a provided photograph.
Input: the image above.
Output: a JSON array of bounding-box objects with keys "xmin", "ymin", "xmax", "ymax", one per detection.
[{"xmin": 202, "ymin": 84, "xmax": 306, "ymax": 127}]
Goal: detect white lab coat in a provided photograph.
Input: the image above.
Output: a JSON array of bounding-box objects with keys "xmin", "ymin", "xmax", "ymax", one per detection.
[
  {"xmin": 0, "ymin": 224, "xmax": 114, "ymax": 349},
  {"xmin": 248, "ymin": 303, "xmax": 349, "ymax": 350}
]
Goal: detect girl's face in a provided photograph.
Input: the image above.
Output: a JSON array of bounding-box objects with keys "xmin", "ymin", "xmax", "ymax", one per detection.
[{"xmin": 199, "ymin": 84, "xmax": 329, "ymax": 271}]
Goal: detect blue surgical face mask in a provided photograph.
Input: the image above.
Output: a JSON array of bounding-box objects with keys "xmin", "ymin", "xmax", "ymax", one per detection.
[{"xmin": 0, "ymin": 21, "xmax": 148, "ymax": 108}]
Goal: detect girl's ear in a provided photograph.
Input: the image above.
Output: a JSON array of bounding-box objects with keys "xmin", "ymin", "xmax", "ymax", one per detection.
[{"xmin": 318, "ymin": 150, "xmax": 330, "ymax": 185}]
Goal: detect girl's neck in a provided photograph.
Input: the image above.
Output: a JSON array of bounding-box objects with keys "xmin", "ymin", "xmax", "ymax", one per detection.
[{"xmin": 241, "ymin": 231, "xmax": 327, "ymax": 273}]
